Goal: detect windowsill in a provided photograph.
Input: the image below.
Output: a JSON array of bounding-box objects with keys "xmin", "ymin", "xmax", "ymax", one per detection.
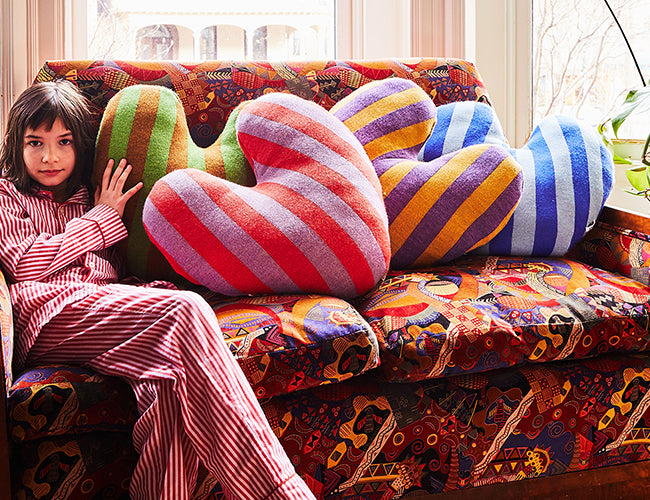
[
  {"xmin": 602, "ymin": 161, "xmax": 650, "ymax": 234},
  {"xmin": 606, "ymin": 161, "xmax": 649, "ymax": 216}
]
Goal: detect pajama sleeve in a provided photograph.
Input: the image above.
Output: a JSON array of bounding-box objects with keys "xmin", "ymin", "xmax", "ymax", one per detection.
[{"xmin": 0, "ymin": 185, "xmax": 128, "ymax": 282}]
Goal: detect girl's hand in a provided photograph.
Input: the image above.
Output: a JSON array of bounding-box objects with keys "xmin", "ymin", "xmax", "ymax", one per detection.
[{"xmin": 94, "ymin": 159, "xmax": 143, "ymax": 217}]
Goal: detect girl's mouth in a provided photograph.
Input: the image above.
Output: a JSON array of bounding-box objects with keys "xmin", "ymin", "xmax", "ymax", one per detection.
[{"xmin": 41, "ymin": 170, "xmax": 63, "ymax": 176}]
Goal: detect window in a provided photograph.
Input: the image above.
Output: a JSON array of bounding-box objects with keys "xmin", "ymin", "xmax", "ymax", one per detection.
[
  {"xmin": 0, "ymin": 0, "xmax": 461, "ymax": 133},
  {"xmin": 532, "ymin": 0, "xmax": 650, "ymax": 139},
  {"xmin": 85, "ymin": 1, "xmax": 336, "ymax": 61}
]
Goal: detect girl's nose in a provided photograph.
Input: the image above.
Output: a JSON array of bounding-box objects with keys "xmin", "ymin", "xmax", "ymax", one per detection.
[{"xmin": 42, "ymin": 146, "xmax": 58, "ymax": 164}]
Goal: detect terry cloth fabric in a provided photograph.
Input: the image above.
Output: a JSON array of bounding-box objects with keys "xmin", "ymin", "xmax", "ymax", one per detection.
[
  {"xmin": 331, "ymin": 79, "xmax": 523, "ymax": 268},
  {"xmin": 420, "ymin": 101, "xmax": 614, "ymax": 256},
  {"xmin": 143, "ymin": 92, "xmax": 391, "ymax": 298},
  {"xmin": 94, "ymin": 85, "xmax": 254, "ymax": 281}
]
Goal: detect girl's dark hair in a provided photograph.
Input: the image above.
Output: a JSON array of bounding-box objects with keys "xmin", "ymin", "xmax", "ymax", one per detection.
[{"xmin": 0, "ymin": 80, "xmax": 98, "ymax": 196}]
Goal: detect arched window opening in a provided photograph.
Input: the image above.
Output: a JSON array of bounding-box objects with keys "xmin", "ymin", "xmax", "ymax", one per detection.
[
  {"xmin": 253, "ymin": 25, "xmax": 302, "ymax": 60},
  {"xmin": 200, "ymin": 25, "xmax": 247, "ymax": 60},
  {"xmin": 136, "ymin": 24, "xmax": 179, "ymax": 60}
]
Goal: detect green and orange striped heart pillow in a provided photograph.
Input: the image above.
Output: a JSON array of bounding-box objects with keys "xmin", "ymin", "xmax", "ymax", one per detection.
[{"xmin": 94, "ymin": 85, "xmax": 253, "ymax": 281}]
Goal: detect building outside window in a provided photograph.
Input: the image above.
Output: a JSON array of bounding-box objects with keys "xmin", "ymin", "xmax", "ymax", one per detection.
[
  {"xmin": 136, "ymin": 24, "xmax": 179, "ymax": 60},
  {"xmin": 87, "ymin": 0, "xmax": 335, "ymax": 61},
  {"xmin": 199, "ymin": 25, "xmax": 248, "ymax": 60}
]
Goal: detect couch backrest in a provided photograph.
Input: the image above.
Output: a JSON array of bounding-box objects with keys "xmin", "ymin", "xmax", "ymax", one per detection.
[{"xmin": 36, "ymin": 58, "xmax": 490, "ymax": 148}]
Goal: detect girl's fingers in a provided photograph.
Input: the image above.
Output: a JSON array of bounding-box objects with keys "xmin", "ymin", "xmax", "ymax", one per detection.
[
  {"xmin": 97, "ymin": 159, "xmax": 141, "ymax": 215},
  {"xmin": 109, "ymin": 159, "xmax": 129, "ymax": 190},
  {"xmin": 102, "ymin": 159, "xmax": 114, "ymax": 189},
  {"xmin": 124, "ymin": 181, "xmax": 143, "ymax": 201}
]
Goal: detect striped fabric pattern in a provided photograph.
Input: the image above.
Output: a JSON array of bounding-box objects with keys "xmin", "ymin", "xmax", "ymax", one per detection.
[
  {"xmin": 143, "ymin": 92, "xmax": 391, "ymax": 298},
  {"xmin": 332, "ymin": 79, "xmax": 523, "ymax": 268},
  {"xmin": 94, "ymin": 85, "xmax": 254, "ymax": 281},
  {"xmin": 420, "ymin": 101, "xmax": 614, "ymax": 256}
]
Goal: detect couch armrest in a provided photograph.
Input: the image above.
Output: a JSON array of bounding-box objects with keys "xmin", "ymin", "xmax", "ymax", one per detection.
[
  {"xmin": 573, "ymin": 205, "xmax": 650, "ymax": 283},
  {"xmin": 0, "ymin": 267, "xmax": 11, "ymax": 499},
  {"xmin": 0, "ymin": 348, "xmax": 11, "ymax": 500},
  {"xmin": 599, "ymin": 205, "xmax": 650, "ymax": 234}
]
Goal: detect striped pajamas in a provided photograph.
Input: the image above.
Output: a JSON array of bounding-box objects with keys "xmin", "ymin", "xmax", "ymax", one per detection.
[{"xmin": 0, "ymin": 179, "xmax": 315, "ymax": 500}]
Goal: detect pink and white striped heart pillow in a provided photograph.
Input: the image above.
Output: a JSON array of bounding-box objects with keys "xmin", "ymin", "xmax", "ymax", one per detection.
[{"xmin": 142, "ymin": 92, "xmax": 391, "ymax": 298}]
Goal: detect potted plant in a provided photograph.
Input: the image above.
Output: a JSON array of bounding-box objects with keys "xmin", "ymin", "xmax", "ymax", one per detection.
[
  {"xmin": 599, "ymin": 85, "xmax": 650, "ymax": 165},
  {"xmin": 597, "ymin": 0, "xmax": 650, "ymax": 197},
  {"xmin": 599, "ymin": 86, "xmax": 650, "ymax": 199},
  {"xmin": 623, "ymin": 135, "xmax": 650, "ymax": 200}
]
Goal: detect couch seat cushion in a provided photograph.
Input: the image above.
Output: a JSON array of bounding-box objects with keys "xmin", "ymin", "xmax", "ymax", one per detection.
[
  {"xmin": 7, "ymin": 295, "xmax": 377, "ymax": 444},
  {"xmin": 356, "ymin": 255, "xmax": 650, "ymax": 382},
  {"xmin": 204, "ymin": 293, "xmax": 380, "ymax": 399},
  {"xmin": 11, "ymin": 433, "xmax": 137, "ymax": 500},
  {"xmin": 8, "ymin": 366, "xmax": 138, "ymax": 443}
]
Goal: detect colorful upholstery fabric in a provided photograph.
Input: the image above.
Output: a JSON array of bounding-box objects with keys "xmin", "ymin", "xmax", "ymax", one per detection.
[
  {"xmin": 7, "ymin": 293, "xmax": 379, "ymax": 441},
  {"xmin": 36, "ymin": 59, "xmax": 490, "ymax": 148},
  {"xmin": 12, "ymin": 433, "xmax": 137, "ymax": 500},
  {"xmin": 331, "ymin": 79, "xmax": 522, "ymax": 268},
  {"xmin": 12, "ymin": 354, "xmax": 650, "ymax": 499},
  {"xmin": 95, "ymin": 85, "xmax": 255, "ymax": 281},
  {"xmin": 356, "ymin": 255, "xmax": 650, "ymax": 382},
  {"xmin": 205, "ymin": 293, "xmax": 380, "ymax": 399},
  {"xmin": 8, "ymin": 366, "xmax": 138, "ymax": 443},
  {"xmin": 264, "ymin": 353, "xmax": 650, "ymax": 498},
  {"xmin": 143, "ymin": 92, "xmax": 391, "ymax": 298},
  {"xmin": 420, "ymin": 101, "xmax": 614, "ymax": 256},
  {"xmin": 9, "ymin": 58, "xmax": 649, "ymax": 500},
  {"xmin": 577, "ymin": 221, "xmax": 650, "ymax": 285},
  {"xmin": 11, "ymin": 425, "xmax": 219, "ymax": 499},
  {"xmin": 0, "ymin": 270, "xmax": 13, "ymax": 391}
]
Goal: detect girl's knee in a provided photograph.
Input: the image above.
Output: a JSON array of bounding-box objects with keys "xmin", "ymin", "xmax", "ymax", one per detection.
[
  {"xmin": 167, "ymin": 290, "xmax": 217, "ymax": 324},
  {"xmin": 173, "ymin": 290, "xmax": 210, "ymax": 310}
]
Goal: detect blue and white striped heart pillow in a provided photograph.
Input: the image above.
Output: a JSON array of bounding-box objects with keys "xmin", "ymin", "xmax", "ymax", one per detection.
[{"xmin": 419, "ymin": 101, "xmax": 614, "ymax": 256}]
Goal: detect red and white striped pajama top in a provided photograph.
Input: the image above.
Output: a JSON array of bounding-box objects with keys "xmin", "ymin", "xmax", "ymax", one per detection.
[{"xmin": 0, "ymin": 178, "xmax": 315, "ymax": 500}]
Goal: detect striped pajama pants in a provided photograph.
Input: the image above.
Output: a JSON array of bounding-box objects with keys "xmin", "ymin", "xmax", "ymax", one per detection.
[{"xmin": 26, "ymin": 284, "xmax": 315, "ymax": 500}]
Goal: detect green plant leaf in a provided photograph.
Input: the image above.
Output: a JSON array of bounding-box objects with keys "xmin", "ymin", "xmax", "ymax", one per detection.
[
  {"xmin": 612, "ymin": 86, "xmax": 650, "ymax": 137},
  {"xmin": 626, "ymin": 165, "xmax": 650, "ymax": 191}
]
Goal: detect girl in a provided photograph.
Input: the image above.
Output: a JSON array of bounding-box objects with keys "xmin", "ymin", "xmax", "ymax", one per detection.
[{"xmin": 0, "ymin": 80, "xmax": 316, "ymax": 500}]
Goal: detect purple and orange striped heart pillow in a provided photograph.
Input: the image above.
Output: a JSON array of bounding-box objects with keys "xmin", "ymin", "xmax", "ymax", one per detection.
[
  {"xmin": 143, "ymin": 92, "xmax": 391, "ymax": 298},
  {"xmin": 331, "ymin": 79, "xmax": 523, "ymax": 268}
]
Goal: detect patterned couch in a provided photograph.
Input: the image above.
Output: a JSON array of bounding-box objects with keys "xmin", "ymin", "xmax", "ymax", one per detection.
[{"xmin": 2, "ymin": 58, "xmax": 650, "ymax": 500}]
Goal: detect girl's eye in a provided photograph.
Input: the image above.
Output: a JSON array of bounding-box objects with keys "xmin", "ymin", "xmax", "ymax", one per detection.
[
  {"xmin": 60, "ymin": 138, "xmax": 73, "ymax": 146},
  {"xmin": 26, "ymin": 140, "xmax": 41, "ymax": 147}
]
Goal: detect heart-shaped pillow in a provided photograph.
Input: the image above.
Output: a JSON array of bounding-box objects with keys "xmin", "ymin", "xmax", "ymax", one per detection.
[
  {"xmin": 143, "ymin": 92, "xmax": 391, "ymax": 298},
  {"xmin": 419, "ymin": 101, "xmax": 614, "ymax": 256},
  {"xmin": 94, "ymin": 85, "xmax": 254, "ymax": 281},
  {"xmin": 331, "ymin": 79, "xmax": 523, "ymax": 268}
]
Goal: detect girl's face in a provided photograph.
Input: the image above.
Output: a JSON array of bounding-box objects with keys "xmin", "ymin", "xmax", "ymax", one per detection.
[{"xmin": 23, "ymin": 117, "xmax": 76, "ymax": 202}]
